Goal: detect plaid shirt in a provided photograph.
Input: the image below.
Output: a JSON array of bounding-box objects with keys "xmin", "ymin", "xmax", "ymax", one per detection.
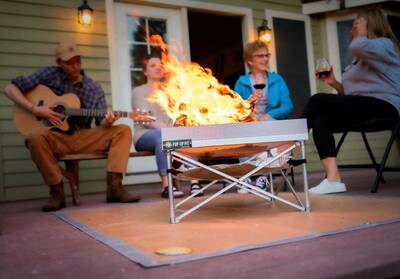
[{"xmin": 12, "ymin": 66, "xmax": 107, "ymax": 129}]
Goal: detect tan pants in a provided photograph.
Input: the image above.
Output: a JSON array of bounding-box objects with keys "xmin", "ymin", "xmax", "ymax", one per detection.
[{"xmin": 26, "ymin": 125, "xmax": 132, "ymax": 185}]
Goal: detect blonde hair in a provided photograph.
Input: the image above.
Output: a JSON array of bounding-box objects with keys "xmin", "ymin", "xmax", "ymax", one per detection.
[
  {"xmin": 358, "ymin": 9, "xmax": 400, "ymax": 51},
  {"xmin": 243, "ymin": 40, "xmax": 269, "ymax": 68}
]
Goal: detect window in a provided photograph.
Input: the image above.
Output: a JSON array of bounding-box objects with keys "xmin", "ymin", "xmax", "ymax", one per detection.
[
  {"xmin": 327, "ymin": 11, "xmax": 400, "ymax": 79},
  {"xmin": 127, "ymin": 16, "xmax": 167, "ymax": 87},
  {"xmin": 336, "ymin": 19, "xmax": 353, "ymax": 73}
]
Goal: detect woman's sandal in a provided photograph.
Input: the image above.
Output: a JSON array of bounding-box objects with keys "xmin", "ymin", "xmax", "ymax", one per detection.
[
  {"xmin": 190, "ymin": 183, "xmax": 204, "ymax": 197},
  {"xmin": 161, "ymin": 186, "xmax": 184, "ymax": 198}
]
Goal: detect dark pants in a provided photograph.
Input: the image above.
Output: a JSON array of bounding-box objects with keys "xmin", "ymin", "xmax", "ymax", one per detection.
[{"xmin": 302, "ymin": 93, "xmax": 399, "ymax": 160}]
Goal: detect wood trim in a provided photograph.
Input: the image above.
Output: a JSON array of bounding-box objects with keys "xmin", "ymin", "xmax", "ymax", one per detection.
[
  {"xmin": 302, "ymin": 0, "xmax": 341, "ymax": 15},
  {"xmin": 180, "ymin": 7, "xmax": 191, "ymax": 63},
  {"xmin": 302, "ymin": 0, "xmax": 389, "ymax": 14},
  {"xmin": 105, "ymin": 0, "xmax": 118, "ymax": 110},
  {"xmin": 120, "ymin": 0, "xmax": 254, "ymax": 16},
  {"xmin": 345, "ymin": 0, "xmax": 387, "ymax": 8}
]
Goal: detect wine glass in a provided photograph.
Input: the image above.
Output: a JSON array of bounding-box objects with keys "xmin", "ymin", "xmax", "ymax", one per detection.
[{"xmin": 315, "ymin": 58, "xmax": 331, "ymax": 79}]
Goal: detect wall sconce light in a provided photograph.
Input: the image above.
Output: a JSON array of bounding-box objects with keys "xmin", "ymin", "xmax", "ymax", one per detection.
[
  {"xmin": 257, "ymin": 19, "xmax": 272, "ymax": 44},
  {"xmin": 78, "ymin": 0, "xmax": 94, "ymax": 26}
]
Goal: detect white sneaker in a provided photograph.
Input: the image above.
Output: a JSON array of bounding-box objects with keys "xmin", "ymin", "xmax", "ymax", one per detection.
[
  {"xmin": 309, "ymin": 179, "xmax": 347, "ymax": 195},
  {"xmin": 237, "ymin": 178, "xmax": 252, "ymax": 194},
  {"xmin": 255, "ymin": 175, "xmax": 268, "ymax": 190}
]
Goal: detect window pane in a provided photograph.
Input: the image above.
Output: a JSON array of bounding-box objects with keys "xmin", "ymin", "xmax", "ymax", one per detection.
[
  {"xmin": 337, "ymin": 20, "xmax": 353, "ymax": 73},
  {"xmin": 127, "ymin": 16, "xmax": 147, "ymax": 42},
  {"xmin": 149, "ymin": 45, "xmax": 163, "ymax": 58},
  {"xmin": 148, "ymin": 19, "xmax": 168, "ymax": 42},
  {"xmin": 130, "ymin": 44, "xmax": 149, "ymax": 68},
  {"xmin": 127, "ymin": 18, "xmax": 167, "ymax": 89}
]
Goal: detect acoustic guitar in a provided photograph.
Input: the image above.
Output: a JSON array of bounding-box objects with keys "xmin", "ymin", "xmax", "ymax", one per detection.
[{"xmin": 13, "ymin": 85, "xmax": 155, "ymax": 137}]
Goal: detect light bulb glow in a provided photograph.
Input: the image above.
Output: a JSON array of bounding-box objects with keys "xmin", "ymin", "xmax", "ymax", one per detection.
[
  {"xmin": 259, "ymin": 31, "xmax": 272, "ymax": 44},
  {"xmin": 82, "ymin": 13, "xmax": 92, "ymax": 25}
]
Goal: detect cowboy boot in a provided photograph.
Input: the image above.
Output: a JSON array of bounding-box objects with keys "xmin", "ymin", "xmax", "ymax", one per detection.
[
  {"xmin": 42, "ymin": 182, "xmax": 66, "ymax": 212},
  {"xmin": 106, "ymin": 172, "xmax": 140, "ymax": 203}
]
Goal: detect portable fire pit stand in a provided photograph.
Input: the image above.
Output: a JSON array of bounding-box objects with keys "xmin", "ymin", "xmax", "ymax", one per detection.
[{"xmin": 162, "ymin": 119, "xmax": 310, "ymax": 224}]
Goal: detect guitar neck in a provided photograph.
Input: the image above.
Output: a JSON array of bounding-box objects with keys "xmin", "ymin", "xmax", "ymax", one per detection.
[{"xmin": 65, "ymin": 108, "xmax": 129, "ymax": 118}]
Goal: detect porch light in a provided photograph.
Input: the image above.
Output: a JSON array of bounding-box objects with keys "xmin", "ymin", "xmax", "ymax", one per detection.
[
  {"xmin": 257, "ymin": 20, "xmax": 272, "ymax": 44},
  {"xmin": 78, "ymin": 0, "xmax": 94, "ymax": 26}
]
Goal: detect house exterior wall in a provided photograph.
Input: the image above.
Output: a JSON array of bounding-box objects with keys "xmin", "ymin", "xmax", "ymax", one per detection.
[
  {"xmin": 0, "ymin": 0, "xmax": 398, "ymax": 201},
  {"xmin": 0, "ymin": 0, "xmax": 110, "ymax": 201}
]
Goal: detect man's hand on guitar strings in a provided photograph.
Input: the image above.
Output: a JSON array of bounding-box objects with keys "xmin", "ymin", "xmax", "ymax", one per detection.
[
  {"xmin": 104, "ymin": 111, "xmax": 120, "ymax": 126},
  {"xmin": 32, "ymin": 105, "xmax": 64, "ymax": 126}
]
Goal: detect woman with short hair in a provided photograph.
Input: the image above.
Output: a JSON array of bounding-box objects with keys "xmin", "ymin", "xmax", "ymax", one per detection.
[{"xmin": 234, "ymin": 40, "xmax": 294, "ymax": 193}]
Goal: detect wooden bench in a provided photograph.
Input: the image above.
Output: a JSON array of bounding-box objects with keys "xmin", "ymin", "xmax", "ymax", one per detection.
[{"xmin": 58, "ymin": 151, "xmax": 154, "ymax": 205}]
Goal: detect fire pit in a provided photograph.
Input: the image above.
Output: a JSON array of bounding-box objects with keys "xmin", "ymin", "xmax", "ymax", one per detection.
[{"xmin": 162, "ymin": 118, "xmax": 310, "ymax": 224}]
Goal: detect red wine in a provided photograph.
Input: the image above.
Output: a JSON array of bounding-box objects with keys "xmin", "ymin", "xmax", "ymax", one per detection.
[
  {"xmin": 316, "ymin": 71, "xmax": 331, "ymax": 78},
  {"xmin": 253, "ymin": 83, "xmax": 266, "ymax": 90}
]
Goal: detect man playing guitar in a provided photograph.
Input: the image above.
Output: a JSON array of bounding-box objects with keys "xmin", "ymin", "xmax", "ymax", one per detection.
[{"xmin": 4, "ymin": 41, "xmax": 146, "ymax": 211}]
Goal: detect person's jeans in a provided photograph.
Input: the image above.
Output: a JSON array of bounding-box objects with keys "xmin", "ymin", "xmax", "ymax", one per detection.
[{"xmin": 135, "ymin": 129, "xmax": 167, "ymax": 176}]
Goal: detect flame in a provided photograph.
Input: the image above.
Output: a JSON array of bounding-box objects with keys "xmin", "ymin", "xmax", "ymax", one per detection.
[{"xmin": 148, "ymin": 35, "xmax": 255, "ymax": 126}]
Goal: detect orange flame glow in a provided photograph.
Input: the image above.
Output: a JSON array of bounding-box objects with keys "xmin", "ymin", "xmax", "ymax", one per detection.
[{"xmin": 148, "ymin": 35, "xmax": 255, "ymax": 126}]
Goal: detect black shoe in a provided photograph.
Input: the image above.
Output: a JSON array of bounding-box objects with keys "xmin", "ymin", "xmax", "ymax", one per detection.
[{"xmin": 190, "ymin": 183, "xmax": 204, "ymax": 197}]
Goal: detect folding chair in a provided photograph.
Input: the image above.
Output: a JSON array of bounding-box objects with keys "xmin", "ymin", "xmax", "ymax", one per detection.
[{"xmin": 335, "ymin": 118, "xmax": 400, "ymax": 193}]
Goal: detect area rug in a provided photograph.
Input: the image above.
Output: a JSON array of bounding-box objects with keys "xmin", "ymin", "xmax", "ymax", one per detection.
[{"xmin": 55, "ymin": 193, "xmax": 400, "ymax": 267}]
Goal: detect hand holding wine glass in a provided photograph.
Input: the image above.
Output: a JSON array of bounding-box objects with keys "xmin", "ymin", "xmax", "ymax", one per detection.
[
  {"xmin": 315, "ymin": 58, "xmax": 331, "ymax": 78},
  {"xmin": 249, "ymin": 72, "xmax": 265, "ymax": 103},
  {"xmin": 315, "ymin": 58, "xmax": 335, "ymax": 85}
]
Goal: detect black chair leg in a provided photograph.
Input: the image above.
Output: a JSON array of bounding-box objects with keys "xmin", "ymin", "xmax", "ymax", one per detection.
[
  {"xmin": 361, "ymin": 132, "xmax": 385, "ymax": 184},
  {"xmin": 290, "ymin": 167, "xmax": 295, "ymax": 187},
  {"xmin": 371, "ymin": 124, "xmax": 400, "ymax": 193},
  {"xmin": 335, "ymin": 132, "xmax": 348, "ymax": 155}
]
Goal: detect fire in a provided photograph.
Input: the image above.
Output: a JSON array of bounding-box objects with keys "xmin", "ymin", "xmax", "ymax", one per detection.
[{"xmin": 148, "ymin": 35, "xmax": 255, "ymax": 126}]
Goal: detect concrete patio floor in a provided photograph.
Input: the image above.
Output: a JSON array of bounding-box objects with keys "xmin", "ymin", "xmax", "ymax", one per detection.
[{"xmin": 1, "ymin": 169, "xmax": 400, "ymax": 279}]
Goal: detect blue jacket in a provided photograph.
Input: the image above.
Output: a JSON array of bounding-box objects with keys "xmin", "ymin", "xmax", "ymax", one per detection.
[{"xmin": 234, "ymin": 72, "xmax": 293, "ymax": 120}]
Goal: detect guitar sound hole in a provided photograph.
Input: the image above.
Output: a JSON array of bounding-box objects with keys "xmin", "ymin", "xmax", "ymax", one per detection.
[{"xmin": 54, "ymin": 105, "xmax": 66, "ymax": 116}]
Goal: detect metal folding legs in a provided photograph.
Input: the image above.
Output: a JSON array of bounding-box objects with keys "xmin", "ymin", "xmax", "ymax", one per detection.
[{"xmin": 167, "ymin": 142, "xmax": 310, "ymax": 224}]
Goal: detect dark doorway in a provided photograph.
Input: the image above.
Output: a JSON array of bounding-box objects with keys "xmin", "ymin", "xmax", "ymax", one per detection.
[{"xmin": 187, "ymin": 11, "xmax": 245, "ymax": 89}]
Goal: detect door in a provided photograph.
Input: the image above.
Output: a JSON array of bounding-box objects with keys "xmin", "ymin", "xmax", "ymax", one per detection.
[
  {"xmin": 187, "ymin": 10, "xmax": 245, "ymax": 89},
  {"xmin": 111, "ymin": 3, "xmax": 186, "ymax": 184},
  {"xmin": 266, "ymin": 11, "xmax": 316, "ymax": 119}
]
